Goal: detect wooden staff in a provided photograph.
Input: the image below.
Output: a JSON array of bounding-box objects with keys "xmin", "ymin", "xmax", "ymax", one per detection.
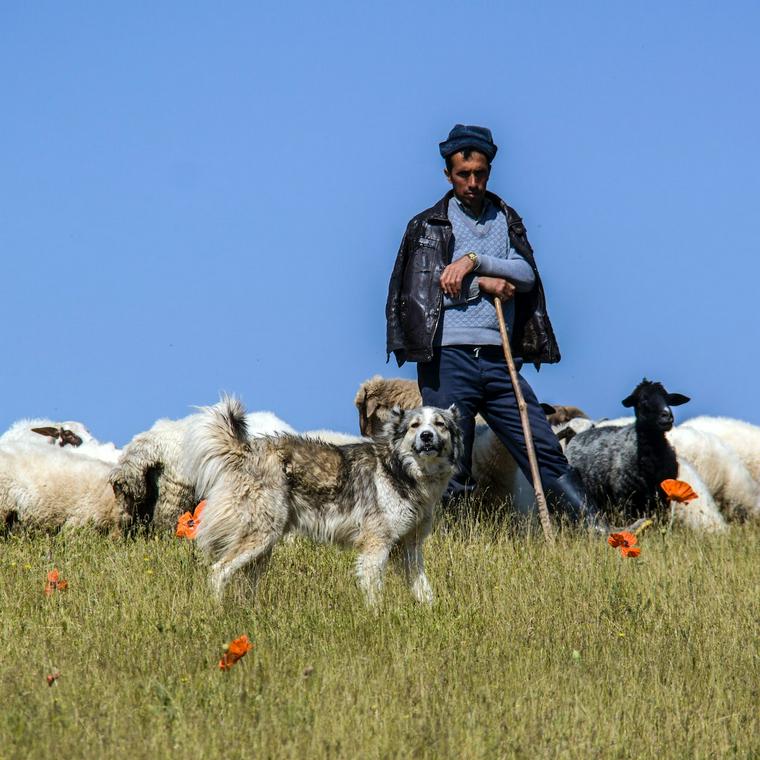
[{"xmin": 494, "ymin": 298, "xmax": 555, "ymax": 543}]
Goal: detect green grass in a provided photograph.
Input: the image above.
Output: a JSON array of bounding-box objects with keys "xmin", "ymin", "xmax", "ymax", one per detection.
[{"xmin": 1, "ymin": 517, "xmax": 758, "ymax": 759}]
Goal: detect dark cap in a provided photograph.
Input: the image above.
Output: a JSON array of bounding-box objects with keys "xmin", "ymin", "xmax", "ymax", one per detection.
[{"xmin": 439, "ymin": 124, "xmax": 498, "ymax": 162}]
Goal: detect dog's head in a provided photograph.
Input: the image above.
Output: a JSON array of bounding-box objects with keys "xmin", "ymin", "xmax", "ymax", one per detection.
[{"xmin": 383, "ymin": 405, "xmax": 463, "ymax": 470}]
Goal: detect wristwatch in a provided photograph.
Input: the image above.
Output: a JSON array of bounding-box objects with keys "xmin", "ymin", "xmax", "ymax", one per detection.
[{"xmin": 466, "ymin": 251, "xmax": 479, "ymax": 270}]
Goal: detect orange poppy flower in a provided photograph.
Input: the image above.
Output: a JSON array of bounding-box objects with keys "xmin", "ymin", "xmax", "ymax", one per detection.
[
  {"xmin": 218, "ymin": 634, "xmax": 253, "ymax": 670},
  {"xmin": 660, "ymin": 479, "xmax": 698, "ymax": 503},
  {"xmin": 176, "ymin": 500, "xmax": 207, "ymax": 539},
  {"xmin": 46, "ymin": 671, "xmax": 61, "ymax": 686},
  {"xmin": 44, "ymin": 569, "xmax": 69, "ymax": 595},
  {"xmin": 608, "ymin": 532, "xmax": 641, "ymax": 558},
  {"xmin": 607, "ymin": 531, "xmax": 637, "ymax": 549}
]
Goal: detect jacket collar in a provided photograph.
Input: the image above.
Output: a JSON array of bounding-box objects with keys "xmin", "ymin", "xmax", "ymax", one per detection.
[{"xmin": 426, "ymin": 190, "xmax": 507, "ymax": 223}]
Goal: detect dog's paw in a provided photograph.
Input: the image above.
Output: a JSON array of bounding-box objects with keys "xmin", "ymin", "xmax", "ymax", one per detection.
[{"xmin": 411, "ymin": 575, "xmax": 434, "ymax": 605}]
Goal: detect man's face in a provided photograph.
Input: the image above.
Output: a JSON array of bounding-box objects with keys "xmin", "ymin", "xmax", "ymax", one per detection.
[{"xmin": 444, "ymin": 151, "xmax": 491, "ymax": 210}]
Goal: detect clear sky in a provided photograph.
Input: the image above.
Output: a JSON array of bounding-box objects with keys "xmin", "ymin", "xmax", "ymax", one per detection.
[{"xmin": 1, "ymin": 1, "xmax": 758, "ymax": 446}]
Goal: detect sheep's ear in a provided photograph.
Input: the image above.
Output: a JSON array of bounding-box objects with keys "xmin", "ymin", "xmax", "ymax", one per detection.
[
  {"xmin": 621, "ymin": 393, "xmax": 637, "ymax": 408},
  {"xmin": 31, "ymin": 426, "xmax": 60, "ymax": 440},
  {"xmin": 357, "ymin": 391, "xmax": 379, "ymax": 436},
  {"xmin": 556, "ymin": 427, "xmax": 577, "ymax": 443},
  {"xmin": 540, "ymin": 403, "xmax": 557, "ymax": 416},
  {"xmin": 59, "ymin": 429, "xmax": 83, "ymax": 447},
  {"xmin": 666, "ymin": 393, "xmax": 690, "ymax": 407}
]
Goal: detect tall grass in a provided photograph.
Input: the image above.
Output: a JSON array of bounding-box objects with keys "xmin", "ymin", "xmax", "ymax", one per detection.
[{"xmin": 1, "ymin": 517, "xmax": 758, "ymax": 759}]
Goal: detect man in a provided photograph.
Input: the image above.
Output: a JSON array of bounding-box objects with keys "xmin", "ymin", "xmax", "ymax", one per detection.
[{"xmin": 385, "ymin": 124, "xmax": 608, "ymax": 530}]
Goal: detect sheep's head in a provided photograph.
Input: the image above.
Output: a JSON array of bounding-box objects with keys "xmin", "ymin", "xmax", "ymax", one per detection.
[
  {"xmin": 540, "ymin": 403, "xmax": 589, "ymax": 426},
  {"xmin": 355, "ymin": 377, "xmax": 422, "ymax": 438},
  {"xmin": 622, "ymin": 379, "xmax": 690, "ymax": 432}
]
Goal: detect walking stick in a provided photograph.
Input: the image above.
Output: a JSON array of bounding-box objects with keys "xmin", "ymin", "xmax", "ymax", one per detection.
[{"xmin": 494, "ymin": 298, "xmax": 555, "ymax": 543}]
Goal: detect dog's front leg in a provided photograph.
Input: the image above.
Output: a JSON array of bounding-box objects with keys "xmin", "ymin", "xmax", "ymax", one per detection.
[
  {"xmin": 400, "ymin": 536, "xmax": 434, "ymax": 605},
  {"xmin": 355, "ymin": 546, "xmax": 390, "ymax": 608}
]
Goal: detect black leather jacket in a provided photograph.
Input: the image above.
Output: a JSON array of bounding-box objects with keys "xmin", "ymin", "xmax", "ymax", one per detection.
[{"xmin": 385, "ymin": 190, "xmax": 561, "ymax": 367}]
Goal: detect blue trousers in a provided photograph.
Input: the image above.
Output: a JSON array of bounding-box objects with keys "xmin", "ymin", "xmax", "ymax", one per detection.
[{"xmin": 417, "ymin": 346, "xmax": 570, "ymax": 496}]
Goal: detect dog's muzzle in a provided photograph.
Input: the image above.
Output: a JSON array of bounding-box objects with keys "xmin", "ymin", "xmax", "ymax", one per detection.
[{"xmin": 414, "ymin": 429, "xmax": 442, "ymax": 456}]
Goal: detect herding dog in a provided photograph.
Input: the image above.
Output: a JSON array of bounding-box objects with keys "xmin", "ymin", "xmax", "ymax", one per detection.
[{"xmin": 184, "ymin": 396, "xmax": 463, "ymax": 606}]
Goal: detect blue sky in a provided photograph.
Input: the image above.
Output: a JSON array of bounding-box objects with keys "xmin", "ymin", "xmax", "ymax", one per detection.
[{"xmin": 1, "ymin": 1, "xmax": 758, "ymax": 446}]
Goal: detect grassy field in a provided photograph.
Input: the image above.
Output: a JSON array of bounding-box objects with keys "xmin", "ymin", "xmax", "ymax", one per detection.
[{"xmin": 1, "ymin": 515, "xmax": 758, "ymax": 759}]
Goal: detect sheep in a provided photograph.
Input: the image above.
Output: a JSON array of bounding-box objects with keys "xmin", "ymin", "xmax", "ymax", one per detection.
[
  {"xmin": 470, "ymin": 424, "xmax": 535, "ymax": 513},
  {"xmin": 565, "ymin": 415, "xmax": 760, "ymax": 523},
  {"xmin": 672, "ymin": 459, "xmax": 727, "ymax": 532},
  {"xmin": 539, "ymin": 404, "xmax": 589, "ymax": 427},
  {"xmin": 301, "ymin": 429, "xmax": 367, "ymax": 445},
  {"xmin": 111, "ymin": 409, "xmax": 295, "ymax": 532},
  {"xmin": 669, "ymin": 426, "xmax": 760, "ymax": 522},
  {"xmin": 681, "ymin": 416, "xmax": 760, "ymax": 484},
  {"xmin": 0, "ymin": 417, "xmax": 121, "ymax": 464},
  {"xmin": 0, "ymin": 442, "xmax": 129, "ymax": 534},
  {"xmin": 565, "ymin": 379, "xmax": 690, "ymax": 518},
  {"xmin": 355, "ymin": 376, "xmax": 422, "ymax": 437}
]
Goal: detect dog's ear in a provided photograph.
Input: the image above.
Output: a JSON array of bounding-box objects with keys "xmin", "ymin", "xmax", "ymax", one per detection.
[
  {"xmin": 446, "ymin": 403, "xmax": 461, "ymax": 423},
  {"xmin": 378, "ymin": 405, "xmax": 405, "ymax": 440},
  {"xmin": 389, "ymin": 405, "xmax": 404, "ymax": 421},
  {"xmin": 539, "ymin": 403, "xmax": 556, "ymax": 416}
]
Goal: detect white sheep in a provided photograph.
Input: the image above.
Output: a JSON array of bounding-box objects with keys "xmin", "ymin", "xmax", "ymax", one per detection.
[
  {"xmin": 470, "ymin": 424, "xmax": 535, "ymax": 513},
  {"xmin": 111, "ymin": 409, "xmax": 295, "ymax": 531},
  {"xmin": 668, "ymin": 426, "xmax": 760, "ymax": 522},
  {"xmin": 0, "ymin": 442, "xmax": 129, "ymax": 534},
  {"xmin": 0, "ymin": 417, "xmax": 121, "ymax": 464},
  {"xmin": 672, "ymin": 458, "xmax": 727, "ymax": 532},
  {"xmin": 301, "ymin": 429, "xmax": 367, "ymax": 445},
  {"xmin": 681, "ymin": 416, "xmax": 760, "ymax": 484}
]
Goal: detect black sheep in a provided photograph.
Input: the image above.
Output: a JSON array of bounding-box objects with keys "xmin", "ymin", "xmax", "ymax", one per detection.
[{"xmin": 566, "ymin": 379, "xmax": 690, "ymax": 517}]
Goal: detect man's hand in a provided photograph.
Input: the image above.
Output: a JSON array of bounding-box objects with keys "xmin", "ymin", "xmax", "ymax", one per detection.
[
  {"xmin": 440, "ymin": 255, "xmax": 476, "ymax": 298},
  {"xmin": 478, "ymin": 276, "xmax": 516, "ymax": 301}
]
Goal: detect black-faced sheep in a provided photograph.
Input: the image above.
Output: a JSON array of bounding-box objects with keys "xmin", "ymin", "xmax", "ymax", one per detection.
[
  {"xmin": 565, "ymin": 379, "xmax": 689, "ymax": 517},
  {"xmin": 553, "ymin": 416, "xmax": 727, "ymax": 531}
]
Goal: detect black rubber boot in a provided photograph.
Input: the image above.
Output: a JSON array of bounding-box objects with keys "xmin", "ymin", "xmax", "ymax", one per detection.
[{"xmin": 546, "ymin": 468, "xmax": 611, "ymax": 534}]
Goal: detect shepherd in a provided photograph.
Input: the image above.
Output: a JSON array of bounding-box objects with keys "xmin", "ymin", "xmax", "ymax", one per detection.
[{"xmin": 385, "ymin": 123, "xmax": 609, "ymax": 531}]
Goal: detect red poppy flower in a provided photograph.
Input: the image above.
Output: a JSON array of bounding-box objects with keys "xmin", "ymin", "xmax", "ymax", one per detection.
[
  {"xmin": 607, "ymin": 531, "xmax": 637, "ymax": 549},
  {"xmin": 608, "ymin": 531, "xmax": 641, "ymax": 558},
  {"xmin": 176, "ymin": 500, "xmax": 207, "ymax": 539},
  {"xmin": 46, "ymin": 671, "xmax": 61, "ymax": 686},
  {"xmin": 660, "ymin": 479, "xmax": 699, "ymax": 503},
  {"xmin": 44, "ymin": 569, "xmax": 69, "ymax": 595},
  {"xmin": 218, "ymin": 634, "xmax": 253, "ymax": 670}
]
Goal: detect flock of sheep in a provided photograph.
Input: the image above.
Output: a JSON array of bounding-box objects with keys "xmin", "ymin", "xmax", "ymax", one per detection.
[{"xmin": 0, "ymin": 376, "xmax": 758, "ymax": 537}]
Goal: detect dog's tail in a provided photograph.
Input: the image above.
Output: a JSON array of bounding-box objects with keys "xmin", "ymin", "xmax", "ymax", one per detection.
[{"xmin": 183, "ymin": 395, "xmax": 250, "ymax": 505}]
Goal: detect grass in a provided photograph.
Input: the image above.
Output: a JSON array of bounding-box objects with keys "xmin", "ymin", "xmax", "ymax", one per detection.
[{"xmin": 0, "ymin": 515, "xmax": 758, "ymax": 759}]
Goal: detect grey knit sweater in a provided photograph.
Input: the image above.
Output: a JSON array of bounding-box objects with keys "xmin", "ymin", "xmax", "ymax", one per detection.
[{"xmin": 438, "ymin": 197, "xmax": 535, "ymax": 347}]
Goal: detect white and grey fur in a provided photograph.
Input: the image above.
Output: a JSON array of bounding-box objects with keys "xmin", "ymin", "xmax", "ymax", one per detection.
[{"xmin": 183, "ymin": 396, "xmax": 463, "ymax": 606}]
